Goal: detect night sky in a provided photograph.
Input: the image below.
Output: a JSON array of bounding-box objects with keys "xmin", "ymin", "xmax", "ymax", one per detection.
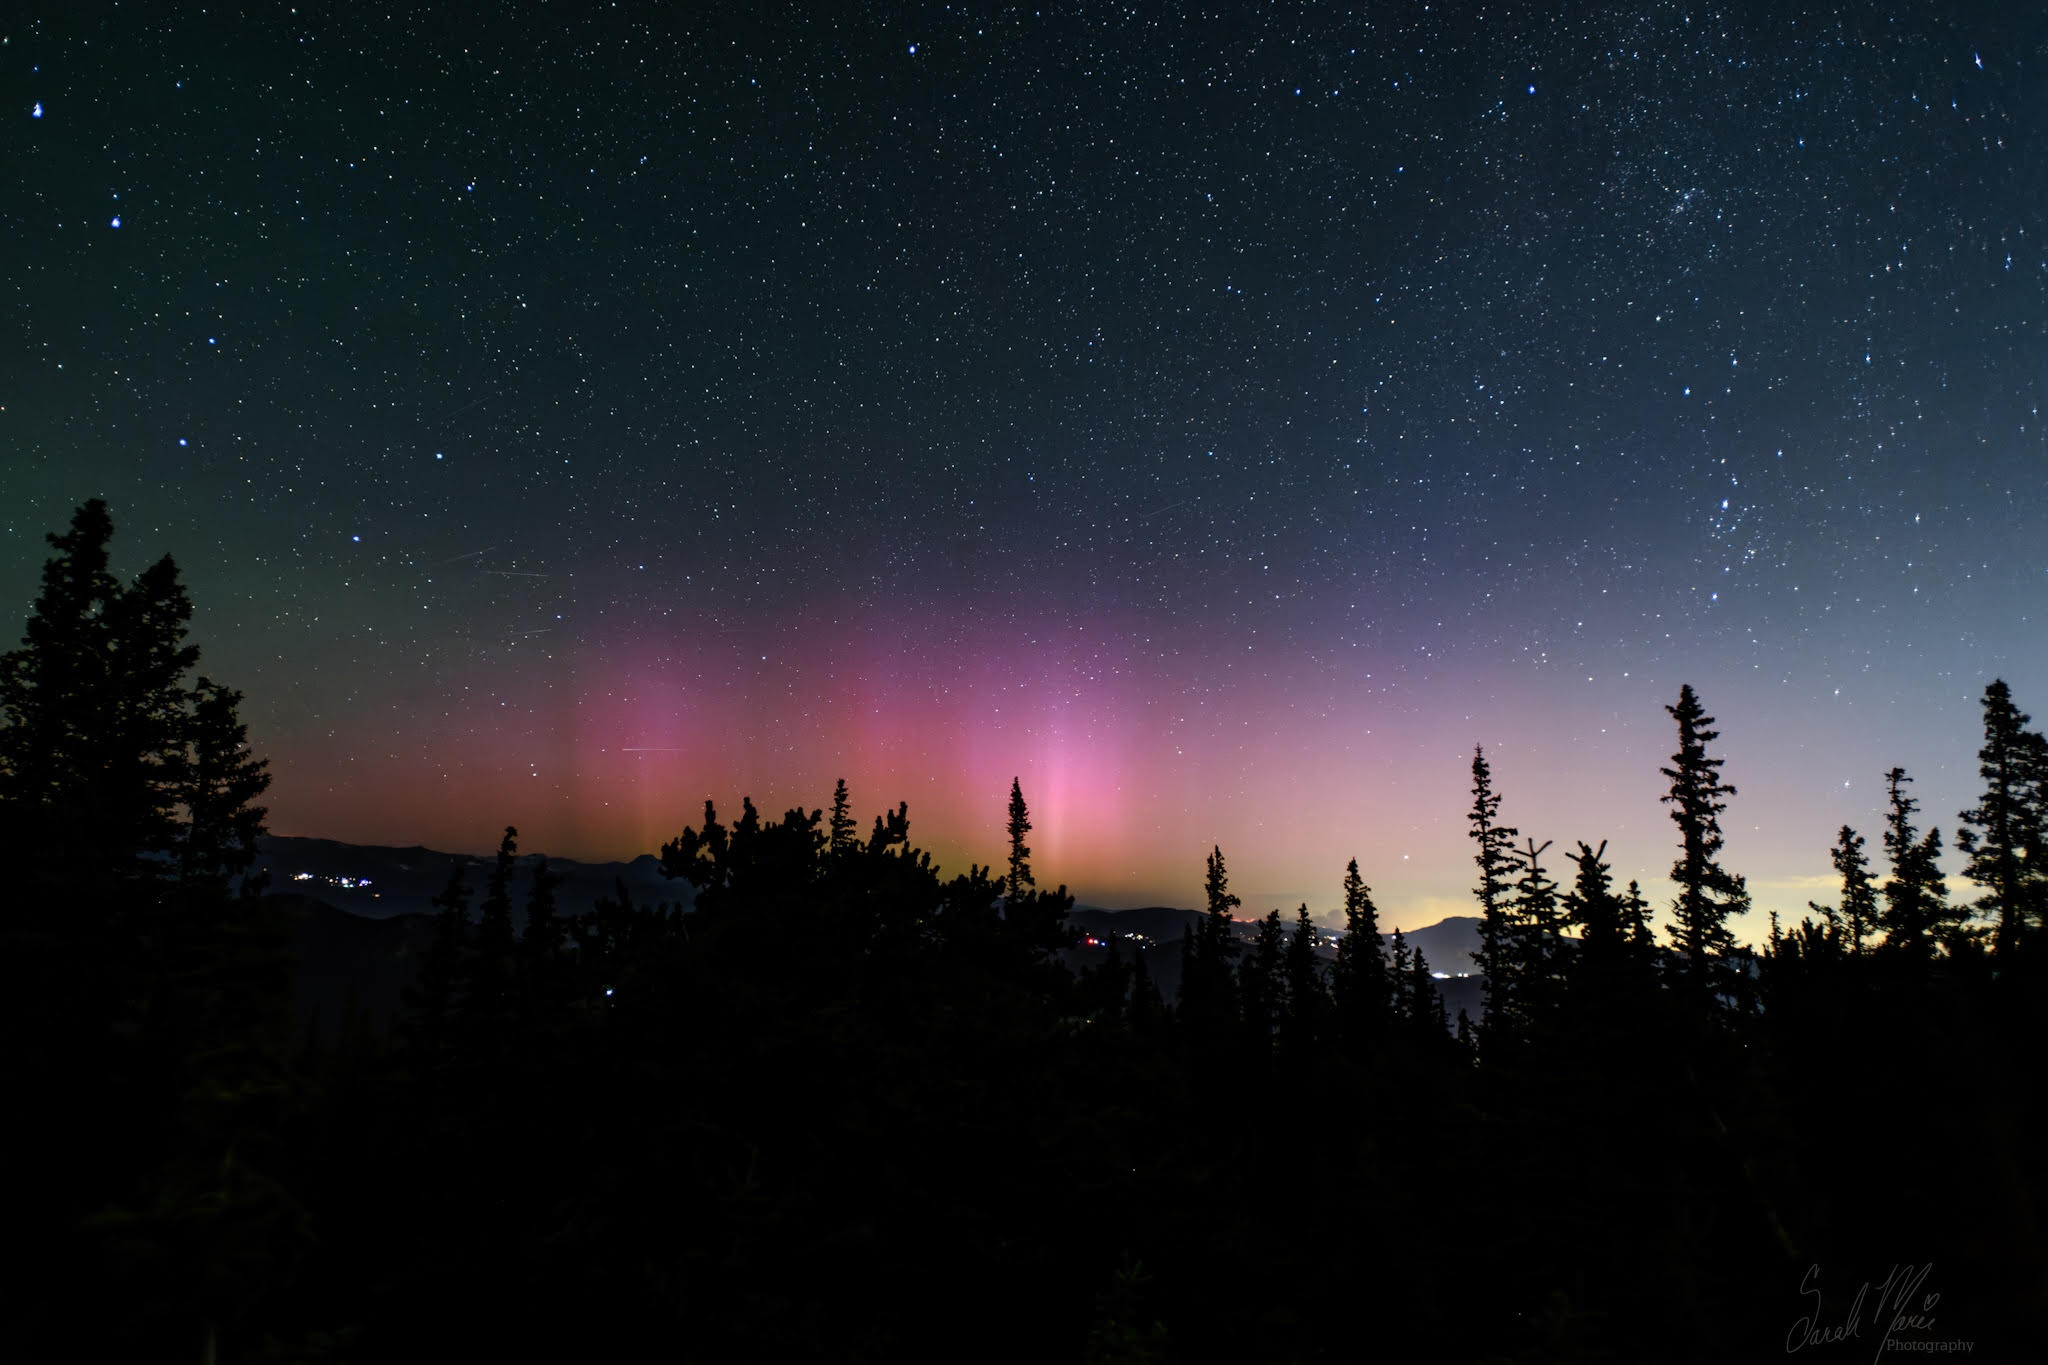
[{"xmin": 6, "ymin": 3, "xmax": 2045, "ymax": 935}]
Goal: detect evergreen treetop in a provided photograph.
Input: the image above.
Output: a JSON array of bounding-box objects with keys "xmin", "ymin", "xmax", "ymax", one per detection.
[
  {"xmin": 1825, "ymin": 824, "xmax": 1878, "ymax": 955},
  {"xmin": 1006, "ymin": 777, "xmax": 1035, "ymax": 899},
  {"xmin": 1660, "ymin": 685, "xmax": 1746, "ymax": 1000},
  {"xmin": 1332, "ymin": 858, "xmax": 1390, "ymax": 1048},
  {"xmin": 1467, "ymin": 748, "xmax": 1522, "ymax": 1036},
  {"xmin": 1957, "ymin": 680, "xmax": 2046, "ymax": 958},
  {"xmin": 828, "ymin": 777, "xmax": 857, "ymax": 853},
  {"xmin": 0, "ymin": 499, "xmax": 237, "ymax": 886},
  {"xmin": 1880, "ymin": 767, "xmax": 1952, "ymax": 961},
  {"xmin": 1563, "ymin": 840, "xmax": 1621, "ymax": 960}
]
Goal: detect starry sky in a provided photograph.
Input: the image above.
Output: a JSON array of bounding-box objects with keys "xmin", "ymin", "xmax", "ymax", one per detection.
[{"xmin": 5, "ymin": 3, "xmax": 2046, "ymax": 936}]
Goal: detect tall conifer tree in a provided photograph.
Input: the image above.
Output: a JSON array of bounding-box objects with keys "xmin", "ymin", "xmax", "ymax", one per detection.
[
  {"xmin": 471, "ymin": 827, "xmax": 520, "ymax": 1021},
  {"xmin": 1620, "ymin": 880, "xmax": 1655, "ymax": 960},
  {"xmin": 523, "ymin": 853, "xmax": 563, "ymax": 956},
  {"xmin": 1282, "ymin": 904, "xmax": 1327, "ymax": 1057},
  {"xmin": 0, "ymin": 504, "xmax": 290, "ymax": 1356},
  {"xmin": 1660, "ymin": 685, "xmax": 1747, "ymax": 1001},
  {"xmin": 828, "ymin": 777, "xmax": 857, "ymax": 853},
  {"xmin": 1879, "ymin": 768, "xmax": 1951, "ymax": 960},
  {"xmin": 1824, "ymin": 825, "xmax": 1878, "ymax": 956},
  {"xmin": 0, "ymin": 500, "xmax": 205, "ymax": 889},
  {"xmin": 1957, "ymin": 680, "xmax": 2046, "ymax": 957},
  {"xmin": 1331, "ymin": 858, "xmax": 1389, "ymax": 1049},
  {"xmin": 1408, "ymin": 946, "xmax": 1449, "ymax": 1042},
  {"xmin": 1241, "ymin": 909, "xmax": 1286, "ymax": 1049},
  {"xmin": 1563, "ymin": 840, "xmax": 1622, "ymax": 963},
  {"xmin": 1514, "ymin": 837, "xmax": 1565, "ymax": 1000},
  {"xmin": 1467, "ymin": 748, "xmax": 1522, "ymax": 1036},
  {"xmin": 1005, "ymin": 778, "xmax": 1034, "ymax": 900},
  {"xmin": 177, "ymin": 678, "xmax": 272, "ymax": 898},
  {"xmin": 414, "ymin": 864, "xmax": 472, "ymax": 1036}
]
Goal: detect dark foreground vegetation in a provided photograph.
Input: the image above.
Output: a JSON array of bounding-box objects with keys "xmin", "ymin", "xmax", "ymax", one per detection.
[{"xmin": 9, "ymin": 503, "xmax": 2046, "ymax": 1361}]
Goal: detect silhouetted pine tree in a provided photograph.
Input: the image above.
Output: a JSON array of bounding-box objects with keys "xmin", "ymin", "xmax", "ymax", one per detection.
[
  {"xmin": 1467, "ymin": 747, "xmax": 1523, "ymax": 1039},
  {"xmin": 1001, "ymin": 881, "xmax": 1079, "ymax": 973},
  {"xmin": 1330, "ymin": 858, "xmax": 1390, "ymax": 1053},
  {"xmin": 662, "ymin": 799, "xmax": 733, "ymax": 902},
  {"xmin": 0, "ymin": 501, "xmax": 124, "ymax": 817},
  {"xmin": 524, "ymin": 853, "xmax": 563, "ymax": 952},
  {"xmin": 1407, "ymin": 945, "xmax": 1449, "ymax": 1043},
  {"xmin": 1660, "ymin": 685, "xmax": 1747, "ymax": 1003},
  {"xmin": 1281, "ymin": 904, "xmax": 1328, "ymax": 1060},
  {"xmin": 517, "ymin": 852, "xmax": 566, "ymax": 1023},
  {"xmin": 471, "ymin": 826, "xmax": 519, "ymax": 1025},
  {"xmin": 934, "ymin": 857, "xmax": 1001, "ymax": 957},
  {"xmin": 411, "ymin": 864, "xmax": 473, "ymax": 1039},
  {"xmin": 177, "ymin": 678, "xmax": 271, "ymax": 899},
  {"xmin": 0, "ymin": 499, "xmax": 199, "ymax": 892},
  {"xmin": 989, "ymin": 782, "xmax": 1074, "ymax": 969},
  {"xmin": 1879, "ymin": 767, "xmax": 1951, "ymax": 961},
  {"xmin": 569, "ymin": 875, "xmax": 677, "ymax": 989},
  {"xmin": 1180, "ymin": 846, "xmax": 1242, "ymax": 1041},
  {"xmin": 728, "ymin": 795, "xmax": 764, "ymax": 871},
  {"xmin": 1957, "ymin": 680, "xmax": 2046, "ymax": 958},
  {"xmin": 1241, "ymin": 908, "xmax": 1286, "ymax": 1054},
  {"xmin": 1799, "ymin": 895, "xmax": 1844, "ymax": 954},
  {"xmin": 1770, "ymin": 905, "xmax": 1845, "ymax": 976},
  {"xmin": 0, "ymin": 502, "xmax": 296, "ymax": 1359},
  {"xmin": 1563, "ymin": 840, "xmax": 1623, "ymax": 965},
  {"xmin": 1821, "ymin": 825, "xmax": 1877, "ymax": 956},
  {"xmin": 1560, "ymin": 842, "xmax": 1664, "ymax": 1063},
  {"xmin": 1006, "ymin": 777, "xmax": 1035, "ymax": 900},
  {"xmin": 1514, "ymin": 837, "xmax": 1565, "ymax": 1012},
  {"xmin": 828, "ymin": 776, "xmax": 858, "ymax": 853},
  {"xmin": 148, "ymin": 693, "xmax": 296, "ymax": 1365},
  {"xmin": 870, "ymin": 800, "xmax": 911, "ymax": 855},
  {"xmin": 1619, "ymin": 879, "xmax": 1654, "ymax": 960}
]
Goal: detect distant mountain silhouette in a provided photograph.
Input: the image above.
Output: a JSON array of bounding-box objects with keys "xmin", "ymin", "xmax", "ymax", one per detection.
[
  {"xmin": 270, "ymin": 864, "xmax": 1484, "ymax": 1040},
  {"xmin": 1399, "ymin": 914, "xmax": 1483, "ymax": 975},
  {"xmin": 253, "ymin": 834, "xmax": 685, "ymax": 922},
  {"xmin": 257, "ymin": 836, "xmax": 688, "ymax": 1042},
  {"xmin": 1067, "ymin": 904, "xmax": 1208, "ymax": 944},
  {"xmin": 1065, "ymin": 906, "xmax": 1485, "ymax": 1027},
  {"xmin": 1068, "ymin": 904, "xmax": 1483, "ymax": 972}
]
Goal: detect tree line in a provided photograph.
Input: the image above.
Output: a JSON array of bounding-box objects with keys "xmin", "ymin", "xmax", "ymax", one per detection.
[{"xmin": 7, "ymin": 502, "xmax": 2044, "ymax": 1361}]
